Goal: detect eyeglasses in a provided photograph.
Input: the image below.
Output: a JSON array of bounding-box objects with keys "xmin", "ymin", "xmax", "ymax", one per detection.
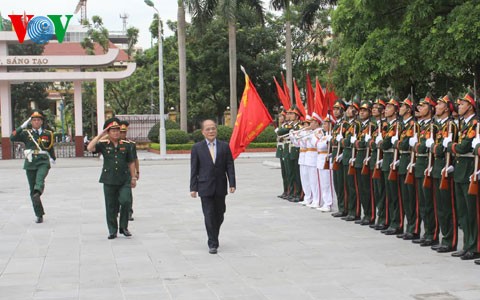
[{"xmin": 203, "ymin": 127, "xmax": 217, "ymax": 132}]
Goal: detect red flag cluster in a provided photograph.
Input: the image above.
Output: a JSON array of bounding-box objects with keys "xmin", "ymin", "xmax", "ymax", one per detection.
[{"xmin": 273, "ymin": 73, "xmax": 338, "ymax": 120}]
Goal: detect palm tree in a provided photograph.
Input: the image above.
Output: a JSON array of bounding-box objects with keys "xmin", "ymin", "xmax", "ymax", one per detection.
[
  {"xmin": 177, "ymin": 1, "xmax": 188, "ymax": 131},
  {"xmin": 300, "ymin": 0, "xmax": 337, "ymax": 30}
]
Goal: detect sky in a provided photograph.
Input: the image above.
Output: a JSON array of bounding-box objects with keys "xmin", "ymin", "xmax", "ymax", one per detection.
[{"xmin": 0, "ymin": 0, "xmax": 180, "ymax": 49}]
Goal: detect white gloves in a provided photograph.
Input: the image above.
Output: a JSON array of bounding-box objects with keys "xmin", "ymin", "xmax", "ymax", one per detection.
[
  {"xmin": 349, "ymin": 158, "xmax": 355, "ymax": 164},
  {"xmin": 443, "ymin": 165, "xmax": 454, "ymax": 174},
  {"xmin": 407, "ymin": 162, "xmax": 415, "ymax": 170},
  {"xmin": 472, "ymin": 137, "xmax": 480, "ymax": 149},
  {"xmin": 425, "ymin": 138, "xmax": 434, "ymax": 149},
  {"xmin": 424, "ymin": 166, "xmax": 432, "ymax": 176},
  {"xmin": 409, "ymin": 134, "xmax": 418, "ymax": 147},
  {"xmin": 274, "ymin": 128, "xmax": 279, "ymax": 133},
  {"xmin": 325, "ymin": 134, "xmax": 332, "ymax": 142},
  {"xmin": 49, "ymin": 158, "xmax": 55, "ymax": 165},
  {"xmin": 336, "ymin": 153, "xmax": 343, "ymax": 162},
  {"xmin": 376, "ymin": 159, "xmax": 383, "ymax": 168},
  {"xmin": 375, "ymin": 135, "xmax": 383, "ymax": 145},
  {"xmin": 336, "ymin": 134, "xmax": 343, "ymax": 142},
  {"xmin": 442, "ymin": 134, "xmax": 452, "ymax": 148},
  {"xmin": 391, "ymin": 135, "xmax": 398, "ymax": 145},
  {"xmin": 21, "ymin": 117, "xmax": 31, "ymax": 129},
  {"xmin": 350, "ymin": 136, "xmax": 357, "ymax": 144},
  {"xmin": 365, "ymin": 133, "xmax": 371, "ymax": 142},
  {"xmin": 364, "ymin": 156, "xmax": 371, "ymax": 164}
]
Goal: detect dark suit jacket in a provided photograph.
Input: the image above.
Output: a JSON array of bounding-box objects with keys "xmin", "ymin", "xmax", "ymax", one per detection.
[{"xmin": 190, "ymin": 139, "xmax": 236, "ymax": 197}]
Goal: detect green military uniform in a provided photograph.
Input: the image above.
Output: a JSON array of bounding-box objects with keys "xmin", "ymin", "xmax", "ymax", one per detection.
[
  {"xmin": 10, "ymin": 110, "xmax": 56, "ymax": 222},
  {"xmin": 120, "ymin": 120, "xmax": 138, "ymax": 221},
  {"xmin": 276, "ymin": 118, "xmax": 289, "ymax": 198},
  {"xmin": 277, "ymin": 121, "xmax": 295, "ymax": 200},
  {"xmin": 94, "ymin": 118, "xmax": 135, "ymax": 238},
  {"xmin": 396, "ymin": 111, "xmax": 420, "ymax": 239},
  {"xmin": 432, "ymin": 108, "xmax": 458, "ymax": 251},
  {"xmin": 342, "ymin": 109, "xmax": 362, "ymax": 221},
  {"xmin": 354, "ymin": 101, "xmax": 376, "ymax": 224},
  {"xmin": 446, "ymin": 91, "xmax": 479, "ymax": 259},
  {"xmin": 331, "ymin": 100, "xmax": 348, "ymax": 217},
  {"xmin": 379, "ymin": 98, "xmax": 402, "ymax": 234},
  {"xmin": 289, "ymin": 119, "xmax": 302, "ymax": 201}
]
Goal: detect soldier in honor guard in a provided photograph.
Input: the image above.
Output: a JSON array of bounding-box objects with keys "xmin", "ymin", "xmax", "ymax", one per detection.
[
  {"xmin": 315, "ymin": 114, "xmax": 335, "ymax": 212},
  {"xmin": 444, "ymin": 91, "xmax": 480, "ymax": 260},
  {"xmin": 410, "ymin": 94, "xmax": 439, "ymax": 247},
  {"xmin": 376, "ymin": 97, "xmax": 402, "ymax": 235},
  {"xmin": 341, "ymin": 98, "xmax": 362, "ymax": 221},
  {"xmin": 331, "ymin": 100, "xmax": 349, "ymax": 217},
  {"xmin": 87, "ymin": 117, "xmax": 137, "ymax": 239},
  {"xmin": 275, "ymin": 109, "xmax": 289, "ymax": 199},
  {"xmin": 276, "ymin": 109, "xmax": 294, "ymax": 200},
  {"xmin": 287, "ymin": 106, "xmax": 303, "ymax": 202},
  {"xmin": 119, "ymin": 121, "xmax": 139, "ymax": 221},
  {"xmin": 352, "ymin": 100, "xmax": 376, "ymax": 225},
  {"xmin": 368, "ymin": 97, "xmax": 388, "ymax": 230},
  {"xmin": 430, "ymin": 92, "xmax": 458, "ymax": 253},
  {"xmin": 303, "ymin": 114, "xmax": 321, "ymax": 208},
  {"xmin": 395, "ymin": 96, "xmax": 421, "ymax": 240},
  {"xmin": 290, "ymin": 116, "xmax": 311, "ymax": 205},
  {"xmin": 10, "ymin": 109, "xmax": 56, "ymax": 223}
]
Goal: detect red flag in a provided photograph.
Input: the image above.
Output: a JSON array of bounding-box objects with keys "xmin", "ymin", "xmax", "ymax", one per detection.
[
  {"xmin": 293, "ymin": 79, "xmax": 307, "ymax": 120},
  {"xmin": 306, "ymin": 74, "xmax": 315, "ymax": 115},
  {"xmin": 314, "ymin": 77, "xmax": 325, "ymax": 118},
  {"xmin": 281, "ymin": 72, "xmax": 291, "ymax": 104},
  {"xmin": 273, "ymin": 76, "xmax": 291, "ymax": 110},
  {"xmin": 229, "ymin": 71, "xmax": 273, "ymax": 159}
]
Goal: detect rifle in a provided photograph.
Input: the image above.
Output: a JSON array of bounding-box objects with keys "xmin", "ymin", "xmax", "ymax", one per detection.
[
  {"xmin": 388, "ymin": 120, "xmax": 399, "ymax": 181},
  {"xmin": 361, "ymin": 122, "xmax": 372, "ymax": 175},
  {"xmin": 468, "ymin": 121, "xmax": 479, "ymax": 195},
  {"xmin": 348, "ymin": 122, "xmax": 357, "ymax": 176},
  {"xmin": 332, "ymin": 122, "xmax": 344, "ymax": 171},
  {"xmin": 423, "ymin": 120, "xmax": 434, "ymax": 188},
  {"xmin": 372, "ymin": 121, "xmax": 383, "ymax": 179},
  {"xmin": 440, "ymin": 120, "xmax": 452, "ymax": 190},
  {"xmin": 405, "ymin": 121, "xmax": 417, "ymax": 185},
  {"xmin": 324, "ymin": 125, "xmax": 332, "ymax": 170}
]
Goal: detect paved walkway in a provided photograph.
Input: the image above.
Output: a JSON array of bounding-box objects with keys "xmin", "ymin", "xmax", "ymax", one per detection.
[{"xmin": 0, "ymin": 152, "xmax": 479, "ymax": 300}]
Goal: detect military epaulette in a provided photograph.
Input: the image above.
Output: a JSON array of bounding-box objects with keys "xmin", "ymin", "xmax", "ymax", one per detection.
[
  {"xmin": 99, "ymin": 139, "xmax": 109, "ymax": 143},
  {"xmin": 128, "ymin": 139, "xmax": 136, "ymax": 144}
]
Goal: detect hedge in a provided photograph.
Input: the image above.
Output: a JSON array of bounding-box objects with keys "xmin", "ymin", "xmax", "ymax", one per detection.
[
  {"xmin": 150, "ymin": 142, "xmax": 275, "ymax": 150},
  {"xmin": 217, "ymin": 125, "xmax": 233, "ymax": 141},
  {"xmin": 191, "ymin": 129, "xmax": 203, "ymax": 142},
  {"xmin": 147, "ymin": 120, "xmax": 181, "ymax": 143},
  {"xmin": 253, "ymin": 126, "xmax": 277, "ymax": 143},
  {"xmin": 166, "ymin": 129, "xmax": 190, "ymax": 144}
]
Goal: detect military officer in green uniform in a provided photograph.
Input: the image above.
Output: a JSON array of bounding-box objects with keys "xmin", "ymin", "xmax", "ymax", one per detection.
[
  {"xmin": 368, "ymin": 97, "xmax": 388, "ymax": 230},
  {"xmin": 331, "ymin": 100, "xmax": 348, "ymax": 217},
  {"xmin": 275, "ymin": 110, "xmax": 289, "ymax": 199},
  {"xmin": 286, "ymin": 106, "xmax": 303, "ymax": 202},
  {"xmin": 10, "ymin": 110, "xmax": 56, "ymax": 223},
  {"xmin": 430, "ymin": 92, "xmax": 458, "ymax": 253},
  {"xmin": 87, "ymin": 117, "xmax": 137, "ymax": 239},
  {"xmin": 395, "ymin": 96, "xmax": 420, "ymax": 240},
  {"xmin": 410, "ymin": 94, "xmax": 439, "ymax": 247},
  {"xmin": 444, "ymin": 91, "xmax": 480, "ymax": 260},
  {"xmin": 119, "ymin": 120, "xmax": 139, "ymax": 221},
  {"xmin": 276, "ymin": 109, "xmax": 295, "ymax": 200},
  {"xmin": 377, "ymin": 97, "xmax": 402, "ymax": 235},
  {"xmin": 353, "ymin": 100, "xmax": 376, "ymax": 225}
]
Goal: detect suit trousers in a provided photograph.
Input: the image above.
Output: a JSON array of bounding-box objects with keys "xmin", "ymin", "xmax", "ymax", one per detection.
[
  {"xmin": 26, "ymin": 167, "xmax": 49, "ymax": 217},
  {"xmin": 201, "ymin": 195, "xmax": 226, "ymax": 248},
  {"xmin": 103, "ymin": 183, "xmax": 132, "ymax": 235}
]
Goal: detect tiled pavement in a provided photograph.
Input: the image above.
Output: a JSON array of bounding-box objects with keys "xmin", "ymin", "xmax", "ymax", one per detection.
[{"xmin": 0, "ymin": 151, "xmax": 479, "ymax": 300}]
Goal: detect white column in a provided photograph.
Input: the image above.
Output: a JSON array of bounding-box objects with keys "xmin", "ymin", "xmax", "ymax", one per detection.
[
  {"xmin": 73, "ymin": 78, "xmax": 83, "ymax": 137},
  {"xmin": 0, "ymin": 40, "xmax": 12, "ymax": 139},
  {"xmin": 96, "ymin": 77, "xmax": 105, "ymax": 135}
]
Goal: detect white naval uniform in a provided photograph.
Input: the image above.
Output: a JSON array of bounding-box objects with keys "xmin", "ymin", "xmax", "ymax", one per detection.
[
  {"xmin": 314, "ymin": 130, "xmax": 336, "ymax": 209},
  {"xmin": 304, "ymin": 131, "xmax": 320, "ymax": 207},
  {"xmin": 290, "ymin": 131, "xmax": 311, "ymax": 204}
]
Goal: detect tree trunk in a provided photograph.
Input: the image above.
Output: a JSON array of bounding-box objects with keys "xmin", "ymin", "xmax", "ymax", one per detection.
[
  {"xmin": 228, "ymin": 19, "xmax": 237, "ymax": 127},
  {"xmin": 178, "ymin": 1, "xmax": 188, "ymax": 132},
  {"xmin": 285, "ymin": 19, "xmax": 293, "ymax": 104}
]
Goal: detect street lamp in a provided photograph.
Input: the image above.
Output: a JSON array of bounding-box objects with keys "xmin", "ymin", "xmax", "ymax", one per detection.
[
  {"xmin": 59, "ymin": 99, "xmax": 65, "ymax": 142},
  {"xmin": 145, "ymin": 0, "xmax": 166, "ymax": 156}
]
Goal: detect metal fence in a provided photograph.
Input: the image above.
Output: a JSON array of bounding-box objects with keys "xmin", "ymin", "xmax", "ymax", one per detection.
[
  {"xmin": 1, "ymin": 142, "xmax": 97, "ymax": 160},
  {"xmin": 116, "ymin": 114, "xmax": 162, "ymax": 142}
]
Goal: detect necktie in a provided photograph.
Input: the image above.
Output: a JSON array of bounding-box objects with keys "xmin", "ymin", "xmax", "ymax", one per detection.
[{"xmin": 209, "ymin": 142, "xmax": 215, "ymax": 162}]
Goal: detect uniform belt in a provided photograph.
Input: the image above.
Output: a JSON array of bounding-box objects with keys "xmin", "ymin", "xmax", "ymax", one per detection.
[
  {"xmin": 399, "ymin": 150, "xmax": 410, "ymax": 154},
  {"xmin": 318, "ymin": 151, "xmax": 328, "ymax": 154},
  {"xmin": 277, "ymin": 143, "xmax": 284, "ymax": 146},
  {"xmin": 416, "ymin": 153, "xmax": 428, "ymax": 157},
  {"xmin": 33, "ymin": 150, "xmax": 48, "ymax": 155},
  {"xmin": 356, "ymin": 148, "xmax": 367, "ymax": 150},
  {"xmin": 332, "ymin": 146, "xmax": 338, "ymax": 148},
  {"xmin": 306, "ymin": 148, "xmax": 316, "ymax": 151},
  {"xmin": 300, "ymin": 149, "xmax": 307, "ymax": 153},
  {"xmin": 383, "ymin": 149, "xmax": 394, "ymax": 153},
  {"xmin": 457, "ymin": 154, "xmax": 474, "ymax": 158}
]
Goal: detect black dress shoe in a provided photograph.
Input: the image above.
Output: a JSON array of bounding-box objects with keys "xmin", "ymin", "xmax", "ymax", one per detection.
[
  {"xmin": 420, "ymin": 239, "xmax": 438, "ymax": 247},
  {"xmin": 437, "ymin": 246, "xmax": 456, "ymax": 253},
  {"xmin": 375, "ymin": 224, "xmax": 388, "ymax": 231},
  {"xmin": 431, "ymin": 244, "xmax": 442, "ymax": 251},
  {"xmin": 412, "ymin": 237, "xmax": 426, "ymax": 244},
  {"xmin": 35, "ymin": 216, "xmax": 43, "ymax": 223},
  {"xmin": 108, "ymin": 233, "xmax": 117, "ymax": 239},
  {"xmin": 461, "ymin": 252, "xmax": 480, "ymax": 260},
  {"xmin": 332, "ymin": 212, "xmax": 347, "ymax": 218},
  {"xmin": 396, "ymin": 233, "xmax": 405, "ymax": 239},
  {"xmin": 354, "ymin": 219, "xmax": 363, "ymax": 224},
  {"xmin": 451, "ymin": 250, "xmax": 467, "ymax": 257},
  {"xmin": 277, "ymin": 193, "xmax": 286, "ymax": 199},
  {"xmin": 361, "ymin": 220, "xmax": 374, "ymax": 226},
  {"xmin": 209, "ymin": 247, "xmax": 217, "ymax": 254},
  {"xmin": 474, "ymin": 259, "xmax": 480, "ymax": 265},
  {"xmin": 384, "ymin": 228, "xmax": 403, "ymax": 235},
  {"xmin": 344, "ymin": 215, "xmax": 358, "ymax": 221},
  {"xmin": 403, "ymin": 233, "xmax": 419, "ymax": 240},
  {"xmin": 369, "ymin": 223, "xmax": 378, "ymax": 229},
  {"xmin": 119, "ymin": 228, "xmax": 132, "ymax": 237}
]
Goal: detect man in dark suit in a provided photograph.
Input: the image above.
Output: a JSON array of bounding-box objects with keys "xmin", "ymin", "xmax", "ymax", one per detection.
[{"xmin": 190, "ymin": 119, "xmax": 236, "ymax": 254}]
